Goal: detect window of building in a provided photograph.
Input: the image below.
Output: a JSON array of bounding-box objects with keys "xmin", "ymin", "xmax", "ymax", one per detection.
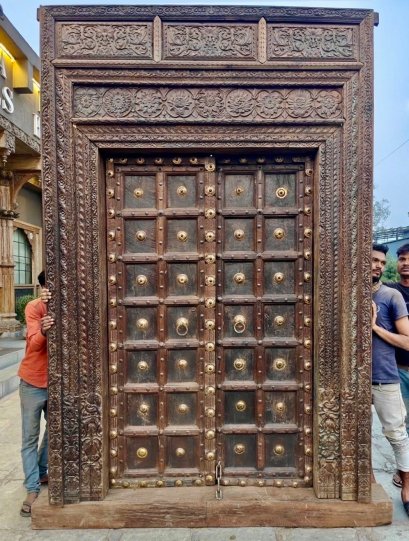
[{"xmin": 13, "ymin": 228, "xmax": 32, "ymax": 285}]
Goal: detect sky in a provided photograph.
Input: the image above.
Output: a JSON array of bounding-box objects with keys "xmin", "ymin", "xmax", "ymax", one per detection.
[{"xmin": 2, "ymin": 0, "xmax": 408, "ymax": 229}]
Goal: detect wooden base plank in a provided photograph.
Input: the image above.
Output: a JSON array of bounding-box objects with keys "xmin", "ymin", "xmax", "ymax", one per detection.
[{"xmin": 32, "ymin": 483, "xmax": 392, "ymax": 529}]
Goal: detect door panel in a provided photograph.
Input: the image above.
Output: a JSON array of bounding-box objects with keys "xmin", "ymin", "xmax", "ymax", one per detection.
[{"xmin": 107, "ymin": 154, "xmax": 313, "ymax": 489}]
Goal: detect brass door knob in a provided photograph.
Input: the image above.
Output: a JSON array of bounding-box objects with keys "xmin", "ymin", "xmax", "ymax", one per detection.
[
  {"xmin": 233, "ymin": 315, "xmax": 246, "ymax": 334},
  {"xmin": 234, "ymin": 443, "xmax": 246, "ymax": 455},
  {"xmin": 273, "ymin": 445, "xmax": 285, "ymax": 456},
  {"xmin": 274, "ymin": 315, "xmax": 285, "ymax": 326},
  {"xmin": 177, "ymin": 359, "xmax": 188, "ymax": 369},
  {"xmin": 275, "ymin": 402, "xmax": 285, "ymax": 413},
  {"xmin": 233, "ymin": 272, "xmax": 245, "ymax": 284},
  {"xmin": 177, "ymin": 185, "xmax": 187, "ymax": 196},
  {"xmin": 136, "ymin": 318, "xmax": 149, "ymax": 331},
  {"xmin": 139, "ymin": 403, "xmax": 149, "ymax": 414},
  {"xmin": 235, "ymin": 400, "xmax": 247, "ymax": 412},
  {"xmin": 136, "ymin": 447, "xmax": 148, "ymax": 459},
  {"xmin": 177, "ymin": 230, "xmax": 188, "ymax": 242},
  {"xmin": 136, "ymin": 274, "xmax": 147, "ymax": 286},
  {"xmin": 274, "ymin": 228, "xmax": 285, "ymax": 240},
  {"xmin": 136, "ymin": 230, "xmax": 146, "ymax": 241},
  {"xmin": 233, "ymin": 358, "xmax": 246, "ymax": 371},
  {"xmin": 137, "ymin": 360, "xmax": 149, "ymax": 371},
  {"xmin": 175, "ymin": 448, "xmax": 186, "ymax": 457},
  {"xmin": 178, "ymin": 403, "xmax": 189, "ymax": 414},
  {"xmin": 273, "ymin": 358, "xmax": 286, "ymax": 371},
  {"xmin": 177, "ymin": 273, "xmax": 188, "ymax": 285},
  {"xmin": 273, "ymin": 272, "xmax": 284, "ymax": 284},
  {"xmin": 176, "ymin": 317, "xmax": 189, "ymax": 336},
  {"xmin": 133, "ymin": 188, "xmax": 144, "ymax": 198},
  {"xmin": 234, "ymin": 229, "xmax": 245, "ymax": 240},
  {"xmin": 276, "ymin": 187, "xmax": 288, "ymax": 199}
]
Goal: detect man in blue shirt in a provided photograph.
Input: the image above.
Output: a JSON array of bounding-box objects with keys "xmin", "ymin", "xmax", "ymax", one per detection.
[{"xmin": 372, "ymin": 243, "xmax": 409, "ymax": 516}]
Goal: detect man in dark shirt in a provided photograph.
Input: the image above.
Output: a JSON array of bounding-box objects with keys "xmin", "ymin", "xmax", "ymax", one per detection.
[
  {"xmin": 371, "ymin": 244, "xmax": 409, "ymax": 516},
  {"xmin": 385, "ymin": 243, "xmax": 409, "ymax": 489}
]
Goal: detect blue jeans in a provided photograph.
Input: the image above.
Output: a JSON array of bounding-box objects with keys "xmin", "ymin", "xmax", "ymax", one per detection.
[
  {"xmin": 398, "ymin": 368, "xmax": 409, "ymax": 433},
  {"xmin": 19, "ymin": 380, "xmax": 48, "ymax": 494}
]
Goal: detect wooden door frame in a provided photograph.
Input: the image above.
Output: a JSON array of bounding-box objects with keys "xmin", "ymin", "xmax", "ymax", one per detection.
[{"xmin": 40, "ymin": 5, "xmax": 375, "ymax": 507}]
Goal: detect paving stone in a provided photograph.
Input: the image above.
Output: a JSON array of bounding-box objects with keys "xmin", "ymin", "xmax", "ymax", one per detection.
[
  {"xmin": 119, "ymin": 529, "xmax": 191, "ymax": 541},
  {"xmin": 191, "ymin": 528, "xmax": 276, "ymax": 541},
  {"xmin": 275, "ymin": 528, "xmax": 357, "ymax": 541}
]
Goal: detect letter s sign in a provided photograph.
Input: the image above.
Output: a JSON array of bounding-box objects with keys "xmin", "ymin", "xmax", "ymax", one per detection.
[{"xmin": 2, "ymin": 87, "xmax": 14, "ymax": 114}]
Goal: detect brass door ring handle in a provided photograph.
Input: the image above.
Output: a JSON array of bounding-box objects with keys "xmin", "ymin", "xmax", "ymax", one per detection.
[
  {"xmin": 176, "ymin": 317, "xmax": 189, "ymax": 336},
  {"xmin": 233, "ymin": 315, "xmax": 246, "ymax": 334}
]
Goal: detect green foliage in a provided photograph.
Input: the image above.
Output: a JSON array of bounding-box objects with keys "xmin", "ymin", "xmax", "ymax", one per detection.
[
  {"xmin": 381, "ymin": 257, "xmax": 399, "ymax": 283},
  {"xmin": 373, "ymin": 198, "xmax": 391, "ymax": 232},
  {"xmin": 15, "ymin": 295, "xmax": 36, "ymax": 324}
]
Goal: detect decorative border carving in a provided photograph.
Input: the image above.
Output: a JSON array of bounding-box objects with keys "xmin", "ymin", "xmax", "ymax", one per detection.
[
  {"xmin": 268, "ymin": 26, "xmax": 357, "ymax": 60},
  {"xmin": 56, "ymin": 23, "xmax": 153, "ymax": 58},
  {"xmin": 73, "ymin": 86, "xmax": 343, "ymax": 122},
  {"xmin": 0, "ymin": 114, "xmax": 40, "ymax": 154},
  {"xmin": 163, "ymin": 24, "xmax": 257, "ymax": 60}
]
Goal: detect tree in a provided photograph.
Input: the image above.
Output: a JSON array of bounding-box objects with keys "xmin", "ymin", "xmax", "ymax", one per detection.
[
  {"xmin": 381, "ymin": 257, "xmax": 399, "ymax": 282},
  {"xmin": 373, "ymin": 198, "xmax": 391, "ymax": 232}
]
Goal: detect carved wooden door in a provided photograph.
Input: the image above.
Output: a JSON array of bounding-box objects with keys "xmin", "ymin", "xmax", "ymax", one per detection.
[{"xmin": 107, "ymin": 154, "xmax": 313, "ymax": 491}]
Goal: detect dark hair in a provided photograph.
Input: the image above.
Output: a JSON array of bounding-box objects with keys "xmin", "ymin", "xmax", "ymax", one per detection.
[
  {"xmin": 372, "ymin": 243, "xmax": 389, "ymax": 255},
  {"xmin": 38, "ymin": 271, "xmax": 45, "ymax": 287},
  {"xmin": 397, "ymin": 243, "xmax": 409, "ymax": 257}
]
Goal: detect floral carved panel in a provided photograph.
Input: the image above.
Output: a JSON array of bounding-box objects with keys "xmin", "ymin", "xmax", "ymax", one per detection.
[
  {"xmin": 73, "ymin": 87, "xmax": 343, "ymax": 122},
  {"xmin": 56, "ymin": 23, "xmax": 153, "ymax": 58},
  {"xmin": 163, "ymin": 24, "xmax": 257, "ymax": 60},
  {"xmin": 268, "ymin": 26, "xmax": 357, "ymax": 59}
]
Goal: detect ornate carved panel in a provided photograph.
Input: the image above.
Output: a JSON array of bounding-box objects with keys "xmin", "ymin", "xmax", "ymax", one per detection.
[
  {"xmin": 56, "ymin": 23, "xmax": 153, "ymax": 58},
  {"xmin": 73, "ymin": 86, "xmax": 343, "ymax": 122}
]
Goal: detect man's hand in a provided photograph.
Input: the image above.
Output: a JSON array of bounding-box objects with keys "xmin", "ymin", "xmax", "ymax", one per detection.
[
  {"xmin": 372, "ymin": 301, "xmax": 378, "ymax": 328},
  {"xmin": 40, "ymin": 315, "xmax": 54, "ymax": 336},
  {"xmin": 40, "ymin": 288, "xmax": 51, "ymax": 304}
]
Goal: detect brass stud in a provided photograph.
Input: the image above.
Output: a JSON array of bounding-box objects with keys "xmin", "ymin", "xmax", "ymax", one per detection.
[
  {"xmin": 177, "ymin": 185, "xmax": 187, "ymax": 196},
  {"xmin": 109, "ymin": 298, "xmax": 117, "ymax": 307},
  {"xmin": 140, "ymin": 481, "xmax": 147, "ymax": 488},
  {"xmin": 110, "ymin": 448, "xmax": 117, "ymax": 457},
  {"xmin": 136, "ymin": 275, "xmax": 148, "ymax": 286},
  {"xmin": 234, "ymin": 358, "xmax": 246, "ymax": 371},
  {"xmin": 109, "ymin": 342, "xmax": 117, "ymax": 352},
  {"xmin": 276, "ymin": 187, "xmax": 288, "ymax": 199},
  {"xmin": 110, "ymin": 364, "xmax": 117, "ymax": 374},
  {"xmin": 136, "ymin": 157, "xmax": 145, "ymax": 165},
  {"xmin": 234, "ymin": 228, "xmax": 245, "ymax": 240},
  {"xmin": 304, "ymin": 361, "xmax": 312, "ymax": 370},
  {"xmin": 257, "ymin": 156, "xmax": 266, "ymax": 164},
  {"xmin": 304, "ymin": 207, "xmax": 312, "ymax": 216},
  {"xmin": 273, "ymin": 272, "xmax": 285, "ymax": 284},
  {"xmin": 205, "ymin": 430, "xmax": 215, "ymax": 440},
  {"xmin": 110, "ymin": 386, "xmax": 118, "ymax": 395},
  {"xmin": 233, "ymin": 272, "xmax": 245, "ymax": 284},
  {"xmin": 109, "ymin": 320, "xmax": 117, "ymax": 330},
  {"xmin": 107, "ymin": 188, "xmax": 114, "ymax": 198},
  {"xmin": 235, "ymin": 186, "xmax": 245, "ymax": 195},
  {"xmin": 190, "ymin": 157, "xmax": 198, "ymax": 165},
  {"xmin": 235, "ymin": 400, "xmax": 247, "ymax": 412},
  {"xmin": 274, "ymin": 227, "xmax": 285, "ymax": 240},
  {"xmin": 156, "ymin": 480, "xmax": 164, "ymax": 487},
  {"xmin": 304, "ymin": 383, "xmax": 311, "ymax": 391},
  {"xmin": 154, "ymin": 157, "xmax": 163, "ymax": 165},
  {"xmin": 304, "ymin": 250, "xmax": 312, "ymax": 260},
  {"xmin": 205, "ymin": 276, "xmax": 216, "ymax": 286},
  {"xmin": 292, "ymin": 481, "xmax": 298, "ymax": 488},
  {"xmin": 138, "ymin": 360, "xmax": 149, "ymax": 371},
  {"xmin": 205, "ymin": 319, "xmax": 215, "ymax": 330},
  {"xmin": 206, "ymin": 408, "xmax": 215, "ymax": 417},
  {"xmin": 133, "ymin": 188, "xmax": 144, "ymax": 198},
  {"xmin": 274, "ymin": 315, "xmax": 285, "ymax": 326},
  {"xmin": 275, "ymin": 401, "xmax": 286, "ymax": 413},
  {"xmin": 205, "ymin": 162, "xmax": 216, "ymax": 172},
  {"xmin": 109, "ymin": 275, "xmax": 117, "ymax": 285},
  {"xmin": 304, "ymin": 339, "xmax": 311, "ymax": 349},
  {"xmin": 111, "ymin": 479, "xmax": 116, "ymax": 486},
  {"xmin": 205, "ymin": 475, "xmax": 214, "ymax": 483},
  {"xmin": 233, "ymin": 314, "xmax": 246, "ymax": 334},
  {"xmin": 195, "ymin": 479, "xmax": 203, "ymax": 486},
  {"xmin": 205, "ymin": 208, "xmax": 216, "ymax": 219},
  {"xmin": 304, "ymin": 272, "xmax": 312, "ymax": 282},
  {"xmin": 175, "ymin": 448, "xmax": 186, "ymax": 457},
  {"xmin": 305, "ymin": 186, "xmax": 313, "ymax": 196},
  {"xmin": 234, "ymin": 443, "xmax": 246, "ymax": 455},
  {"xmin": 304, "ymin": 228, "xmax": 312, "ymax": 239},
  {"xmin": 110, "ymin": 466, "xmax": 117, "ymax": 475},
  {"xmin": 136, "ymin": 230, "xmax": 146, "ymax": 241},
  {"xmin": 205, "ymin": 254, "xmax": 216, "ymax": 264},
  {"xmin": 136, "ymin": 318, "xmax": 149, "ymax": 331},
  {"xmin": 177, "ymin": 230, "xmax": 188, "ymax": 242},
  {"xmin": 205, "ymin": 364, "xmax": 215, "ymax": 374},
  {"xmin": 304, "ymin": 295, "xmax": 311, "ymax": 305},
  {"xmin": 305, "ymin": 427, "xmax": 312, "ymax": 435},
  {"xmin": 239, "ymin": 157, "xmax": 247, "ymax": 164},
  {"xmin": 305, "ymin": 405, "xmax": 312, "ymax": 414},
  {"xmin": 306, "ymin": 466, "xmax": 312, "ymax": 473},
  {"xmin": 273, "ymin": 358, "xmax": 286, "ymax": 371},
  {"xmin": 304, "ymin": 476, "xmax": 311, "ymax": 483},
  {"xmin": 205, "ymin": 342, "xmax": 215, "ymax": 352},
  {"xmin": 178, "ymin": 403, "xmax": 189, "ymax": 414},
  {"xmin": 205, "ymin": 386, "xmax": 215, "ymax": 396},
  {"xmin": 205, "ymin": 185, "xmax": 216, "ymax": 196},
  {"xmin": 108, "ymin": 208, "xmax": 115, "ymax": 218},
  {"xmin": 205, "ymin": 231, "xmax": 216, "ymax": 242},
  {"xmin": 258, "ymin": 480, "xmax": 265, "ymax": 487},
  {"xmin": 305, "ymin": 447, "xmax": 312, "ymax": 456},
  {"xmin": 122, "ymin": 481, "xmax": 130, "ymax": 488},
  {"xmin": 110, "ymin": 430, "xmax": 117, "ymax": 439},
  {"xmin": 110, "ymin": 408, "xmax": 117, "ymax": 417},
  {"xmin": 273, "ymin": 444, "xmax": 285, "ymax": 456},
  {"xmin": 205, "ymin": 298, "xmax": 216, "ymax": 308},
  {"xmin": 172, "ymin": 157, "xmax": 182, "ymax": 165},
  {"xmin": 177, "ymin": 273, "xmax": 188, "ymax": 285},
  {"xmin": 107, "ymin": 168, "xmax": 114, "ymax": 175},
  {"xmin": 304, "ymin": 317, "xmax": 311, "ymax": 327},
  {"xmin": 139, "ymin": 403, "xmax": 149, "ymax": 414},
  {"xmin": 136, "ymin": 447, "xmax": 148, "ymax": 459},
  {"xmin": 206, "ymin": 451, "xmax": 215, "ymax": 460},
  {"xmin": 108, "ymin": 253, "xmax": 116, "ymax": 263},
  {"xmin": 239, "ymin": 480, "xmax": 246, "ymax": 487},
  {"xmin": 276, "ymin": 480, "xmax": 283, "ymax": 487},
  {"xmin": 177, "ymin": 359, "xmax": 188, "ymax": 369},
  {"xmin": 108, "ymin": 230, "xmax": 116, "ymax": 241}
]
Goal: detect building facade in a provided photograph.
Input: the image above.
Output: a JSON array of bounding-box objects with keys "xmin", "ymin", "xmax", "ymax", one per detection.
[{"xmin": 0, "ymin": 10, "xmax": 42, "ymax": 334}]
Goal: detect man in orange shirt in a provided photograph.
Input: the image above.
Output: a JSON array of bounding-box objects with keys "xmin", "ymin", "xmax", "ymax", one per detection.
[{"xmin": 18, "ymin": 271, "xmax": 54, "ymax": 517}]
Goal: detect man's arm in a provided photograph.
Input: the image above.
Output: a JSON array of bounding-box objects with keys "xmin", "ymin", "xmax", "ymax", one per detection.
[{"xmin": 372, "ymin": 301, "xmax": 409, "ymax": 351}]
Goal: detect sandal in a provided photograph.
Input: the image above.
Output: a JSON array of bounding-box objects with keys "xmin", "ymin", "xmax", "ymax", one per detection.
[
  {"xmin": 393, "ymin": 472, "xmax": 403, "ymax": 488},
  {"xmin": 20, "ymin": 492, "xmax": 38, "ymax": 517},
  {"xmin": 40, "ymin": 474, "xmax": 48, "ymax": 484}
]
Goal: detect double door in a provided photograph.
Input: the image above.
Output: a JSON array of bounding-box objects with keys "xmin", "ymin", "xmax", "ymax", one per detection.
[{"xmin": 106, "ymin": 154, "xmax": 313, "ymax": 490}]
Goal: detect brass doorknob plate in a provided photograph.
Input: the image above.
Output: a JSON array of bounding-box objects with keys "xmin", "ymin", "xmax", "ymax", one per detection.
[
  {"xmin": 177, "ymin": 231, "xmax": 188, "ymax": 242},
  {"xmin": 274, "ymin": 228, "xmax": 285, "ymax": 240},
  {"xmin": 233, "ymin": 272, "xmax": 245, "ymax": 284},
  {"xmin": 136, "ymin": 318, "xmax": 149, "ymax": 331},
  {"xmin": 136, "ymin": 230, "xmax": 146, "ymax": 241},
  {"xmin": 177, "ymin": 273, "xmax": 188, "ymax": 285},
  {"xmin": 234, "ymin": 229, "xmax": 245, "ymax": 240}
]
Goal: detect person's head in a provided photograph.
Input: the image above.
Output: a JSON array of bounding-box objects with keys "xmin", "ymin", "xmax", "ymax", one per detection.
[
  {"xmin": 372, "ymin": 243, "xmax": 389, "ymax": 283},
  {"xmin": 397, "ymin": 243, "xmax": 409, "ymax": 280},
  {"xmin": 37, "ymin": 271, "xmax": 45, "ymax": 287}
]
